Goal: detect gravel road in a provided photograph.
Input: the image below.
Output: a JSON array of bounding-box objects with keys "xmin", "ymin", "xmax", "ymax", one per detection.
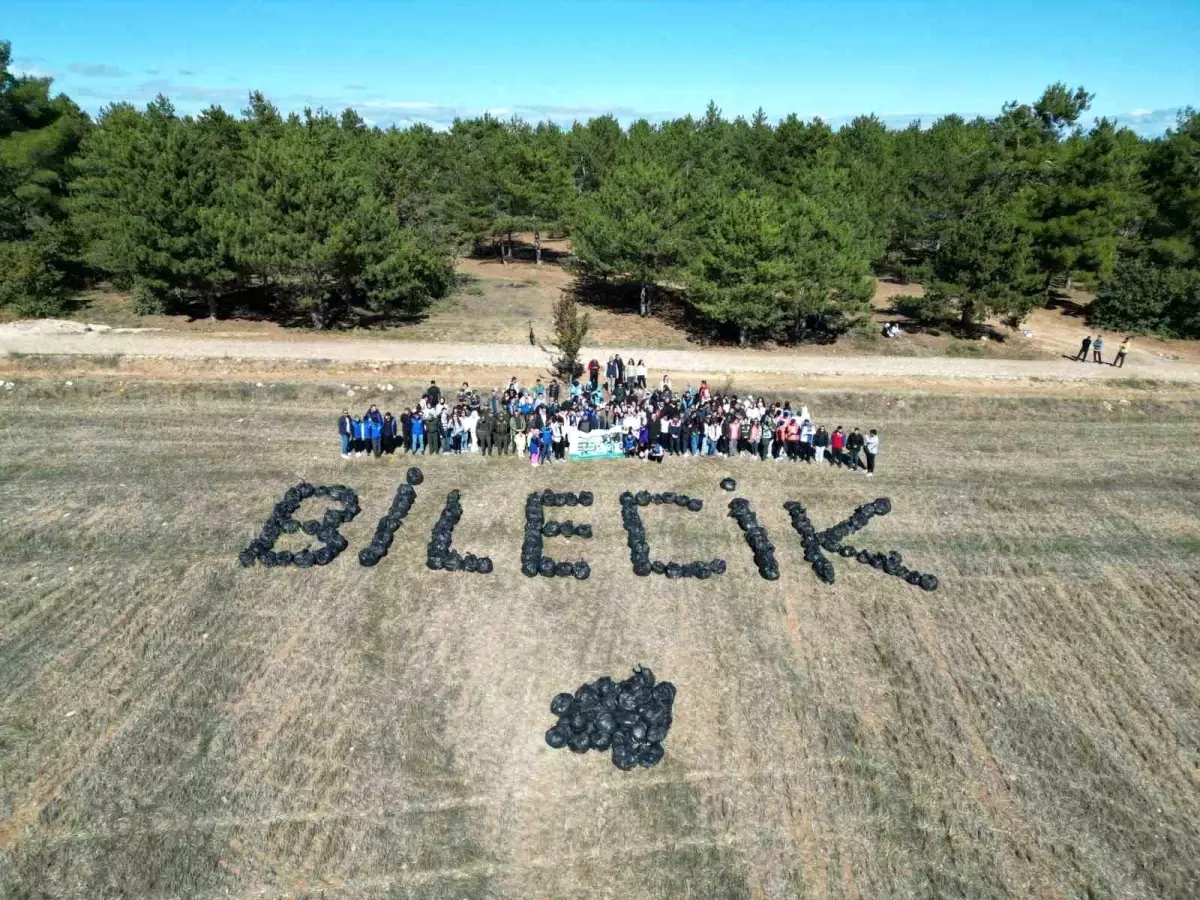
[{"xmin": 2, "ymin": 325, "xmax": 1197, "ymax": 382}]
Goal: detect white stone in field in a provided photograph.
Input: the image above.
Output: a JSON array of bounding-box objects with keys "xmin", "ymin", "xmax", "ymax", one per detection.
[
  {"xmin": 256, "ymin": 382, "xmax": 264, "ymax": 387},
  {"xmin": 64, "ymin": 380, "xmax": 73, "ymax": 386},
  {"xmin": 347, "ymin": 390, "xmax": 355, "ymax": 397}
]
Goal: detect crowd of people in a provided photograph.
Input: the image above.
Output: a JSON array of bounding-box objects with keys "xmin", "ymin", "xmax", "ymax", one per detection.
[
  {"xmin": 336, "ymin": 355, "xmax": 883, "ymax": 476},
  {"xmin": 1075, "ymin": 334, "xmax": 1131, "ymax": 367}
]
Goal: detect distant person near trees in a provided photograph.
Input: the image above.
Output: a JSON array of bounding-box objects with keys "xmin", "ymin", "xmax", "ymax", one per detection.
[
  {"xmin": 1092, "ymin": 335, "xmax": 1104, "ymax": 364},
  {"xmin": 1075, "ymin": 335, "xmax": 1092, "ymax": 361},
  {"xmin": 1114, "ymin": 337, "xmax": 1131, "ymax": 367}
]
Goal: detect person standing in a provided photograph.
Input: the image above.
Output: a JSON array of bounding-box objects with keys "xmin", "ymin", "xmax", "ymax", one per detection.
[
  {"xmin": 1092, "ymin": 335, "xmax": 1105, "ymax": 364},
  {"xmin": 588, "ymin": 358, "xmax": 601, "ymax": 389},
  {"xmin": 830, "ymin": 426, "xmax": 846, "ymax": 467},
  {"xmin": 399, "ymin": 409, "xmax": 412, "ymax": 455},
  {"xmin": 382, "ymin": 412, "xmax": 396, "ymax": 454},
  {"xmin": 845, "ymin": 427, "xmax": 865, "ymax": 470},
  {"xmin": 1075, "ymin": 334, "xmax": 1092, "ymax": 361},
  {"xmin": 800, "ymin": 419, "xmax": 816, "ymax": 462},
  {"xmin": 492, "ymin": 408, "xmax": 510, "ymax": 455},
  {"xmin": 364, "ymin": 405, "xmax": 384, "ymax": 457},
  {"xmin": 636, "ymin": 359, "xmax": 647, "ymax": 389},
  {"xmin": 1114, "ymin": 336, "xmax": 1131, "ymax": 368},
  {"xmin": 512, "ymin": 411, "xmax": 528, "ymax": 458},
  {"xmin": 477, "ymin": 409, "xmax": 493, "ymax": 455},
  {"xmin": 409, "ymin": 408, "xmax": 425, "ymax": 454},
  {"xmin": 337, "ymin": 409, "xmax": 353, "ymax": 458},
  {"xmin": 813, "ymin": 425, "xmax": 829, "ymax": 464},
  {"xmin": 864, "ymin": 429, "xmax": 879, "ymax": 477}
]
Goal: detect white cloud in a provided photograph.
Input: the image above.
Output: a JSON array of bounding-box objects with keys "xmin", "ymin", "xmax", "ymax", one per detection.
[{"xmin": 1129, "ymin": 108, "xmax": 1153, "ymax": 118}]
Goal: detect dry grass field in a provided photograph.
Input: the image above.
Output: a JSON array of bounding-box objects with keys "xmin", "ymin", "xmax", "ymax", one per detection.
[{"xmin": 1, "ymin": 376, "xmax": 1199, "ymax": 899}]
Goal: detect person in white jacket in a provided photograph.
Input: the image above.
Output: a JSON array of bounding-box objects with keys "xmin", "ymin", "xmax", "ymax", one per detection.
[{"xmin": 864, "ymin": 429, "xmax": 879, "ymax": 476}]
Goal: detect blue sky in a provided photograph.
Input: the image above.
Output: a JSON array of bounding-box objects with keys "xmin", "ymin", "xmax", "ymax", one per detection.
[{"xmin": 6, "ymin": 0, "xmax": 1198, "ymax": 134}]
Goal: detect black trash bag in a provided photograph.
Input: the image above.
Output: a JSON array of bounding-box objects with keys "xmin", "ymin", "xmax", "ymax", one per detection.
[
  {"xmin": 619, "ymin": 491, "xmax": 634, "ymax": 505},
  {"xmin": 313, "ymin": 547, "xmax": 334, "ymax": 566},
  {"xmin": 641, "ymin": 701, "xmax": 668, "ymax": 724},
  {"xmin": 522, "ymin": 560, "xmax": 539, "ymax": 578},
  {"xmin": 555, "ymin": 560, "xmax": 574, "ymax": 578},
  {"xmin": 839, "ymin": 545, "xmax": 857, "ymax": 558},
  {"xmin": 633, "ymin": 561, "xmax": 651, "ymax": 577},
  {"xmin": 674, "ymin": 494, "xmax": 689, "ymax": 507},
  {"xmin": 612, "ymin": 744, "xmax": 638, "ymax": 771},
  {"xmin": 282, "ymin": 519, "xmax": 301, "ymax": 534},
  {"xmin": 630, "ymin": 721, "xmax": 648, "ymax": 742},
  {"xmin": 542, "ymin": 521, "xmax": 560, "ymax": 538},
  {"xmin": 578, "ymin": 491, "xmax": 594, "ymax": 507},
  {"xmin": 443, "ymin": 553, "xmax": 463, "ymax": 572},
  {"xmin": 568, "ymin": 731, "xmax": 590, "ymax": 754},
  {"xmin": 651, "ymin": 682, "xmax": 676, "ymax": 705},
  {"xmin": 406, "ymin": 467, "xmax": 424, "ymax": 485},
  {"xmin": 686, "ymin": 498, "xmax": 703, "ymax": 512},
  {"xmin": 651, "ymin": 494, "xmax": 665, "ymax": 505},
  {"xmin": 856, "ymin": 549, "xmax": 871, "ymax": 564},
  {"xmin": 559, "ymin": 520, "xmax": 574, "ymax": 537},
  {"xmin": 359, "ymin": 548, "xmax": 381, "ymax": 567},
  {"xmin": 759, "ymin": 563, "xmax": 780, "ymax": 581},
  {"xmin": 426, "ymin": 554, "xmax": 444, "ymax": 570},
  {"xmin": 275, "ymin": 550, "xmax": 294, "ymax": 566},
  {"xmin": 539, "ymin": 557, "xmax": 557, "ymax": 577},
  {"xmin": 665, "ymin": 563, "xmax": 682, "ymax": 579},
  {"xmin": 477, "ymin": 557, "xmax": 494, "ymax": 574},
  {"xmin": 651, "ymin": 560, "xmax": 667, "ymax": 575},
  {"xmin": 695, "ymin": 562, "xmax": 712, "ymax": 580},
  {"xmin": 919, "ymin": 573, "xmax": 939, "ymax": 592},
  {"xmin": 635, "ymin": 491, "xmax": 652, "ymax": 506},
  {"xmin": 238, "ymin": 549, "xmax": 256, "ymax": 567},
  {"xmin": 646, "ymin": 723, "xmax": 669, "ymax": 744},
  {"xmin": 711, "ymin": 558, "xmax": 727, "ymax": 575},
  {"xmin": 590, "ymin": 730, "xmax": 613, "ymax": 751},
  {"xmin": 720, "ymin": 477, "xmax": 737, "ymax": 491},
  {"xmin": 873, "ymin": 497, "xmax": 892, "ymax": 516},
  {"xmin": 638, "ymin": 743, "xmax": 665, "ymax": 767},
  {"xmin": 905, "ymin": 570, "xmax": 922, "ymax": 585},
  {"xmin": 573, "ymin": 561, "xmax": 591, "ymax": 580},
  {"xmin": 295, "ymin": 549, "xmax": 315, "ymax": 569},
  {"xmin": 463, "ymin": 554, "xmax": 479, "ymax": 573},
  {"xmin": 576, "ymin": 524, "xmax": 593, "ymax": 539},
  {"xmin": 545, "ymin": 725, "xmax": 569, "ymax": 749},
  {"xmin": 550, "ymin": 693, "xmax": 574, "ymax": 716}
]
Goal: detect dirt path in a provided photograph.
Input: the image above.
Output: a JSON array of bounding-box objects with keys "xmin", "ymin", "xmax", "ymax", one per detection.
[{"xmin": 2, "ymin": 327, "xmax": 1197, "ymax": 382}]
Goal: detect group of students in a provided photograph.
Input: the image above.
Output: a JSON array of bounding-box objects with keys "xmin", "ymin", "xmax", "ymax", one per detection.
[
  {"xmin": 1075, "ymin": 334, "xmax": 1131, "ymax": 367},
  {"xmin": 336, "ymin": 364, "xmax": 884, "ymax": 476}
]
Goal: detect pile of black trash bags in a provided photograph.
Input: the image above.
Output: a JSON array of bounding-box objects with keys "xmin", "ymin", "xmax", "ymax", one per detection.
[
  {"xmin": 239, "ymin": 482, "xmax": 358, "ymax": 568},
  {"xmin": 426, "ymin": 489, "xmax": 493, "ymax": 573},
  {"xmin": 619, "ymin": 490, "xmax": 726, "ymax": 579},
  {"xmin": 545, "ymin": 667, "xmax": 675, "ymax": 770},
  {"xmin": 728, "ymin": 497, "xmax": 779, "ymax": 580},
  {"xmin": 521, "ymin": 490, "xmax": 593, "ymax": 579},
  {"xmin": 786, "ymin": 497, "xmax": 938, "ymax": 590},
  {"xmin": 359, "ymin": 483, "xmax": 417, "ymax": 567}
]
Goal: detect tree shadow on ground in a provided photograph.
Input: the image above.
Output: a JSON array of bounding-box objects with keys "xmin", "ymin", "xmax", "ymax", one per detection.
[
  {"xmin": 568, "ymin": 275, "xmax": 846, "ymax": 347},
  {"xmin": 1046, "ymin": 290, "xmax": 1089, "ymax": 319},
  {"xmin": 470, "ymin": 237, "xmax": 568, "ymax": 266},
  {"xmin": 173, "ymin": 282, "xmax": 439, "ymax": 331}
]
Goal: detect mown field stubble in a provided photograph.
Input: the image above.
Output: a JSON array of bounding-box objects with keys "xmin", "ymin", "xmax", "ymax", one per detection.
[{"xmin": 1, "ymin": 379, "xmax": 1198, "ymax": 900}]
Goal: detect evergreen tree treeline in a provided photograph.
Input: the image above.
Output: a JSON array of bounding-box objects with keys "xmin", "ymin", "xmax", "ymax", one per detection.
[{"xmin": 2, "ymin": 41, "xmax": 1197, "ymax": 338}]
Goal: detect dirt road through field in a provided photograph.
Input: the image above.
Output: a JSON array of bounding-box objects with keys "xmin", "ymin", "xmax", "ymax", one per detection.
[{"xmin": 2, "ymin": 326, "xmax": 1197, "ymax": 381}]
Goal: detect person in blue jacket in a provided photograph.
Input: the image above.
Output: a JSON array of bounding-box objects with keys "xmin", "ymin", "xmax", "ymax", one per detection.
[
  {"xmin": 409, "ymin": 407, "xmax": 426, "ymax": 454},
  {"xmin": 351, "ymin": 415, "xmax": 365, "ymax": 456},
  {"xmin": 363, "ymin": 405, "xmax": 384, "ymax": 457}
]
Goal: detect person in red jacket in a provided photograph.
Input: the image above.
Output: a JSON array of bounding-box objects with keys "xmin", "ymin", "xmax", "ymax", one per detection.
[
  {"xmin": 587, "ymin": 358, "xmax": 601, "ymax": 389},
  {"xmin": 830, "ymin": 426, "xmax": 847, "ymax": 467}
]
